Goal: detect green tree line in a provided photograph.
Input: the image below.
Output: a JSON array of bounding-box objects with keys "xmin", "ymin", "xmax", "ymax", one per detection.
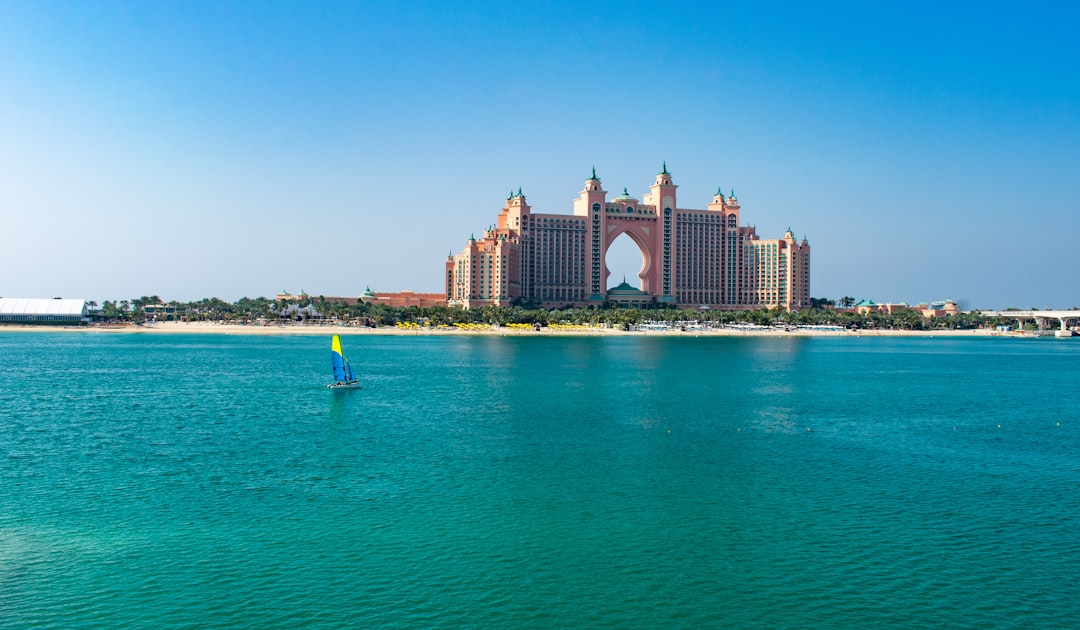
[{"xmin": 89, "ymin": 295, "xmax": 1023, "ymax": 331}]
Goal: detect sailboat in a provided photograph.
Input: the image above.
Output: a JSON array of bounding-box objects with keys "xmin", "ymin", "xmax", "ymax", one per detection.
[{"xmin": 326, "ymin": 334, "xmax": 360, "ymax": 389}]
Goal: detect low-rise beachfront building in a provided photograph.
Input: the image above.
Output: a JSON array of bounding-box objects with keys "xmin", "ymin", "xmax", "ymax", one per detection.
[
  {"xmin": 854, "ymin": 299, "xmax": 959, "ymax": 317},
  {"xmin": 446, "ymin": 166, "xmax": 811, "ymax": 311},
  {"xmin": 0, "ymin": 298, "xmax": 88, "ymax": 325},
  {"xmin": 358, "ymin": 289, "xmax": 446, "ymax": 308},
  {"xmin": 143, "ymin": 303, "xmax": 177, "ymax": 321},
  {"xmin": 918, "ymin": 300, "xmax": 960, "ymax": 318},
  {"xmin": 279, "ymin": 304, "xmax": 323, "ymax": 322},
  {"xmin": 605, "ymin": 280, "xmax": 655, "ymax": 309},
  {"xmin": 271, "ymin": 289, "xmax": 446, "ymax": 309},
  {"xmin": 855, "ymin": 299, "xmax": 884, "ymax": 315}
]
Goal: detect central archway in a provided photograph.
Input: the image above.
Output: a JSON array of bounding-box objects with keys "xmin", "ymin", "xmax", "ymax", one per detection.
[
  {"xmin": 602, "ymin": 219, "xmax": 658, "ymax": 295},
  {"xmin": 605, "ymin": 233, "xmax": 645, "ymax": 290}
]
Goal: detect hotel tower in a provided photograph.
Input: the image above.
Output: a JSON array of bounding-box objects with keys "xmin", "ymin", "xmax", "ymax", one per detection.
[{"xmin": 446, "ymin": 166, "xmax": 810, "ymax": 311}]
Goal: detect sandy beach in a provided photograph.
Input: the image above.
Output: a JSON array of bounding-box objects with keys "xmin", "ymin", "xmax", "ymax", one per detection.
[{"xmin": 0, "ymin": 321, "xmax": 1007, "ymax": 337}]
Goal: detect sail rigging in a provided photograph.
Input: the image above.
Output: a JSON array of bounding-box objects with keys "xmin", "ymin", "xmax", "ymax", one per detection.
[{"xmin": 328, "ymin": 335, "xmax": 359, "ymax": 388}]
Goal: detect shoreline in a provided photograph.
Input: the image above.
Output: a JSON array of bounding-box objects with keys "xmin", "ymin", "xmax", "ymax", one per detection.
[{"xmin": 0, "ymin": 321, "xmax": 1014, "ymax": 337}]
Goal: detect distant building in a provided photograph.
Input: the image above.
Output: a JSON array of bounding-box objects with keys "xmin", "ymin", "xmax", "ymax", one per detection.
[
  {"xmin": 0, "ymin": 298, "xmax": 88, "ymax": 325},
  {"xmin": 918, "ymin": 300, "xmax": 959, "ymax": 318},
  {"xmin": 279, "ymin": 304, "xmax": 322, "ymax": 321},
  {"xmin": 358, "ymin": 288, "xmax": 446, "ymax": 308},
  {"xmin": 270, "ymin": 290, "xmax": 446, "ymax": 309},
  {"xmin": 854, "ymin": 299, "xmax": 959, "ymax": 317},
  {"xmin": 275, "ymin": 291, "xmax": 309, "ymax": 303},
  {"xmin": 143, "ymin": 303, "xmax": 177, "ymax": 321},
  {"xmin": 853, "ymin": 299, "xmax": 874, "ymax": 314},
  {"xmin": 446, "ymin": 166, "xmax": 810, "ymax": 311},
  {"xmin": 605, "ymin": 280, "xmax": 654, "ymax": 309}
]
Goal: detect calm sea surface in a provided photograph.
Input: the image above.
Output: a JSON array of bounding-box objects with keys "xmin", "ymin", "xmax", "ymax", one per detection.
[{"xmin": 1, "ymin": 332, "xmax": 1078, "ymax": 628}]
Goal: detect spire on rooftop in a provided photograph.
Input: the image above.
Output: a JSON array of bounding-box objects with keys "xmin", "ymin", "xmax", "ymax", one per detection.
[{"xmin": 660, "ymin": 161, "xmax": 670, "ymax": 175}]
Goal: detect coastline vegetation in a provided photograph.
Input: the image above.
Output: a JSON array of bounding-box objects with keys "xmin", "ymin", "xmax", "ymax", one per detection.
[{"xmin": 90, "ymin": 295, "xmax": 1023, "ymax": 332}]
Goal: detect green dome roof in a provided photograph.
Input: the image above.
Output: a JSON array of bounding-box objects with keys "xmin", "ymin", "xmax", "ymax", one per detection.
[{"xmin": 607, "ymin": 281, "xmax": 646, "ymax": 296}]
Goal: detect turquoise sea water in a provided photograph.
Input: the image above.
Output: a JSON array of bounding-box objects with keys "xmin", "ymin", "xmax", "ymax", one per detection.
[{"xmin": 1, "ymin": 331, "xmax": 1078, "ymax": 628}]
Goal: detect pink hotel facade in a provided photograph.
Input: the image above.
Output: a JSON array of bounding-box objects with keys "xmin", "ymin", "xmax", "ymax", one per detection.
[{"xmin": 446, "ymin": 166, "xmax": 811, "ymax": 311}]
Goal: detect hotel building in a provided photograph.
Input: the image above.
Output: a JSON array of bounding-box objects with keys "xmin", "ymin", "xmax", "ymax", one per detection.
[{"xmin": 446, "ymin": 166, "xmax": 810, "ymax": 311}]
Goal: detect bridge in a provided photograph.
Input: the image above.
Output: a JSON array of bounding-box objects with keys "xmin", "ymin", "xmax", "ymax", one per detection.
[{"xmin": 981, "ymin": 310, "xmax": 1080, "ymax": 336}]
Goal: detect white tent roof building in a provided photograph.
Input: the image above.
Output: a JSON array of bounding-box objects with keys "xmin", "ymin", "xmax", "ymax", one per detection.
[{"xmin": 0, "ymin": 298, "xmax": 89, "ymax": 324}]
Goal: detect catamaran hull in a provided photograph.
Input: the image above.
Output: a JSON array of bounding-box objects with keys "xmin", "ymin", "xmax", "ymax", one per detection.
[{"xmin": 326, "ymin": 381, "xmax": 361, "ymax": 390}]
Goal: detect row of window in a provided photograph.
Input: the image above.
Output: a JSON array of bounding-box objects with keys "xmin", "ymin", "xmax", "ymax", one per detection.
[
  {"xmin": 452, "ymin": 239, "xmax": 805, "ymax": 303},
  {"xmin": 0, "ymin": 314, "xmax": 84, "ymax": 322}
]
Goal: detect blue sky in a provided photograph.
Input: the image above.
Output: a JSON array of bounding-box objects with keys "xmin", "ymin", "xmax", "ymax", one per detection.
[{"xmin": 2, "ymin": 1, "xmax": 1077, "ymax": 309}]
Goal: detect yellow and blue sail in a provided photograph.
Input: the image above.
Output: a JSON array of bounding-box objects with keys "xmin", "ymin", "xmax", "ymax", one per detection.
[{"xmin": 330, "ymin": 335, "xmax": 355, "ymax": 382}]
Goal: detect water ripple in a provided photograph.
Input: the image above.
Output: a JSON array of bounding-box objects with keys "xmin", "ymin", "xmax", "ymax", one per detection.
[{"xmin": 1, "ymin": 333, "xmax": 1078, "ymax": 627}]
